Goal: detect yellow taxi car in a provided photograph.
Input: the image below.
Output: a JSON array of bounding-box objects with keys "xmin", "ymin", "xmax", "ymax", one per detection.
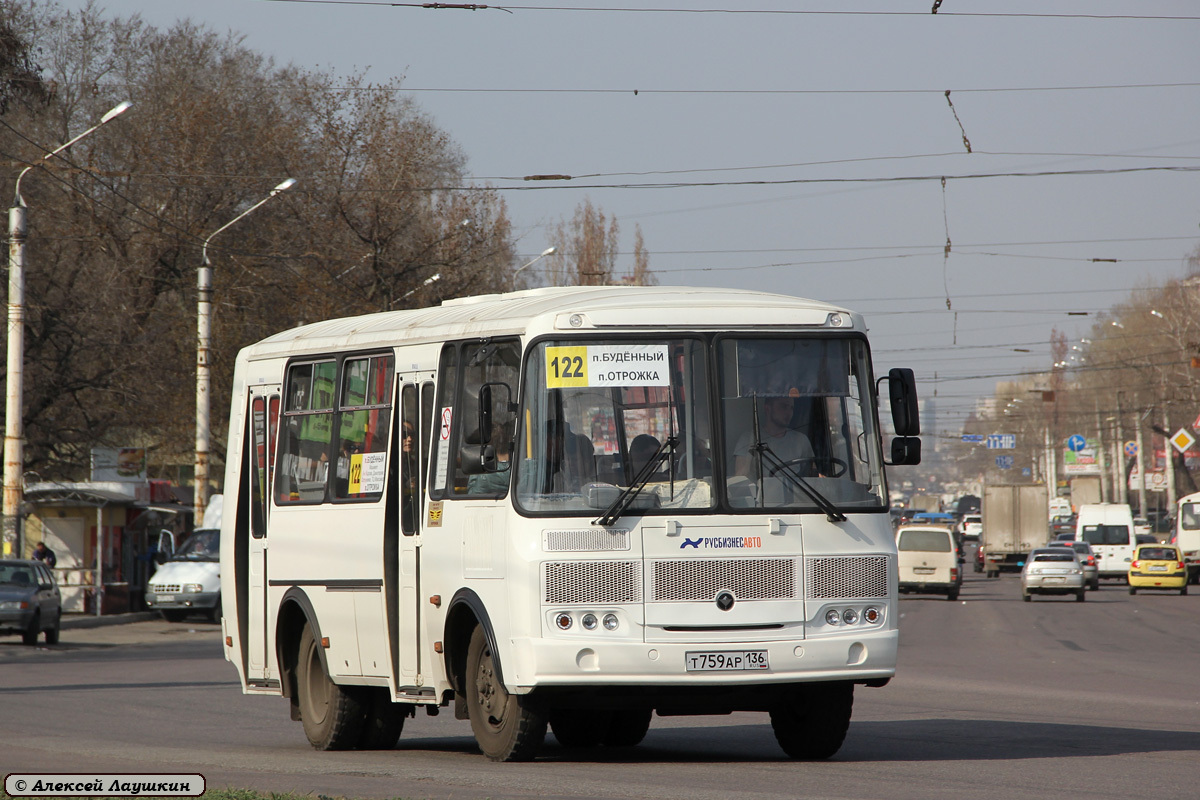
[{"xmin": 1128, "ymin": 543, "xmax": 1188, "ymax": 595}]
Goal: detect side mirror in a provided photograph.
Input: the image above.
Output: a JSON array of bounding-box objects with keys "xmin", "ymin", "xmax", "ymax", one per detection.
[
  {"xmin": 460, "ymin": 443, "xmax": 497, "ymax": 475},
  {"xmin": 887, "ymin": 368, "xmax": 921, "ymax": 436},
  {"xmin": 888, "ymin": 436, "xmax": 922, "ymax": 466},
  {"xmin": 477, "ymin": 382, "xmax": 514, "ymax": 445}
]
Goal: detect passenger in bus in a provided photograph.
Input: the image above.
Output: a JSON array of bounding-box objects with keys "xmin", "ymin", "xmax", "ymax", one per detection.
[
  {"xmin": 541, "ymin": 420, "xmax": 596, "ymax": 493},
  {"xmin": 628, "ymin": 434, "xmax": 666, "ymax": 481},
  {"xmin": 467, "ymin": 420, "xmax": 513, "ymax": 495},
  {"xmin": 732, "ymin": 392, "xmax": 816, "ymax": 480},
  {"xmin": 401, "ymin": 421, "xmax": 418, "ymax": 529}
]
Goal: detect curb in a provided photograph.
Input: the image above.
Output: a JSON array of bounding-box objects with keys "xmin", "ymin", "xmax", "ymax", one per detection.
[{"xmin": 60, "ymin": 611, "xmax": 159, "ymax": 630}]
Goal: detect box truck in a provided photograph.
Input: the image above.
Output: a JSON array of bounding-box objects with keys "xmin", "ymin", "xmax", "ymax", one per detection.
[{"xmin": 981, "ymin": 483, "xmax": 1049, "ymax": 576}]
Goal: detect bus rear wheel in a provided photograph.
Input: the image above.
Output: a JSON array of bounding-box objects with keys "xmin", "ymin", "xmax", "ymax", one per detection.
[
  {"xmin": 602, "ymin": 709, "xmax": 652, "ymax": 747},
  {"xmin": 466, "ymin": 625, "xmax": 546, "ymax": 761},
  {"xmin": 769, "ymin": 681, "xmax": 854, "ymax": 760},
  {"xmin": 357, "ymin": 687, "xmax": 407, "ymax": 749},
  {"xmin": 296, "ymin": 623, "xmax": 365, "ymax": 750}
]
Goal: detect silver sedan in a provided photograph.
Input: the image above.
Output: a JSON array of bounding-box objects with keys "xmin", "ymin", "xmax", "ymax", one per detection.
[{"xmin": 1021, "ymin": 548, "xmax": 1086, "ymax": 602}]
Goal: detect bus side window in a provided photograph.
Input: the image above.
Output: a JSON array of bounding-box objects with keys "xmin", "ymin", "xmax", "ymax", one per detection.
[
  {"xmin": 401, "ymin": 383, "xmax": 420, "ymax": 533},
  {"xmin": 277, "ymin": 360, "xmax": 336, "ymax": 504},
  {"xmin": 332, "ymin": 354, "xmax": 395, "ymax": 501}
]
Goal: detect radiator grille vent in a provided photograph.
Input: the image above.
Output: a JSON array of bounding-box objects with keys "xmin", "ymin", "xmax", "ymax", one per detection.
[
  {"xmin": 543, "ymin": 528, "xmax": 630, "ymax": 552},
  {"xmin": 806, "ymin": 556, "xmax": 889, "ymax": 599},
  {"xmin": 543, "ymin": 560, "xmax": 642, "ymax": 604},
  {"xmin": 651, "ymin": 558, "xmax": 795, "ymax": 602}
]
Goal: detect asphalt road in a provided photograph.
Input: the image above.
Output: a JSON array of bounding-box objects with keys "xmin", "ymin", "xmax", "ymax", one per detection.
[{"xmin": 3, "ymin": 563, "xmax": 1199, "ymax": 800}]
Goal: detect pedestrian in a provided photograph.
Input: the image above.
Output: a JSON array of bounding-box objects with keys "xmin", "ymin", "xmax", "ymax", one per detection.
[{"xmin": 33, "ymin": 541, "xmax": 57, "ymax": 568}]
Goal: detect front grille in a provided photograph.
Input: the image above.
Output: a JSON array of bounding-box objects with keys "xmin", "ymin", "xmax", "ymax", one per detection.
[
  {"xmin": 150, "ymin": 583, "xmax": 181, "ymax": 593},
  {"xmin": 543, "ymin": 560, "xmax": 642, "ymax": 604},
  {"xmin": 651, "ymin": 558, "xmax": 795, "ymax": 601},
  {"xmin": 806, "ymin": 556, "xmax": 889, "ymax": 599},
  {"xmin": 543, "ymin": 528, "xmax": 630, "ymax": 552}
]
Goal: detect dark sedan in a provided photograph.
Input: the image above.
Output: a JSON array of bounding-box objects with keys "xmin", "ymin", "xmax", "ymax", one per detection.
[{"xmin": 0, "ymin": 559, "xmax": 62, "ymax": 645}]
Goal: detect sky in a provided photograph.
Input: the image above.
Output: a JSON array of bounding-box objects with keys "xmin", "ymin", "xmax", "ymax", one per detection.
[{"xmin": 52, "ymin": 0, "xmax": 1200, "ymax": 435}]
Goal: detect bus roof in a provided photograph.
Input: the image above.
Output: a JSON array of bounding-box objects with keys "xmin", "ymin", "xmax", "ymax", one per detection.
[{"xmin": 244, "ymin": 286, "xmax": 859, "ymax": 360}]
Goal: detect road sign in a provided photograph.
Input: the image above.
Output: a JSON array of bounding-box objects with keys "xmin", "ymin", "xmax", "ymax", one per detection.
[
  {"xmin": 986, "ymin": 434, "xmax": 1016, "ymax": 450},
  {"xmin": 995, "ymin": 455, "xmax": 1014, "ymax": 469},
  {"xmin": 1066, "ymin": 434, "xmax": 1087, "ymax": 452},
  {"xmin": 1124, "ymin": 441, "xmax": 1138, "ymax": 457},
  {"xmin": 962, "ymin": 434, "xmax": 984, "ymax": 444},
  {"xmin": 1171, "ymin": 428, "xmax": 1196, "ymax": 453}
]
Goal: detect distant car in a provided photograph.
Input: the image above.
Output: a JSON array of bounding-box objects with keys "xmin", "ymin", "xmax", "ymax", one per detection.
[
  {"xmin": 1050, "ymin": 515, "xmax": 1076, "ymax": 538},
  {"xmin": 1134, "ymin": 533, "xmax": 1158, "ymax": 545},
  {"xmin": 960, "ymin": 514, "xmax": 982, "ymax": 541},
  {"xmin": 1048, "ymin": 541, "xmax": 1100, "ymax": 591},
  {"xmin": 1053, "ymin": 531, "xmax": 1075, "ymax": 542},
  {"xmin": 1021, "ymin": 548, "xmax": 1086, "ymax": 602},
  {"xmin": 896, "ymin": 525, "xmax": 962, "ymax": 601},
  {"xmin": 1128, "ymin": 544, "xmax": 1187, "ymax": 595},
  {"xmin": 0, "ymin": 559, "xmax": 62, "ymax": 645}
]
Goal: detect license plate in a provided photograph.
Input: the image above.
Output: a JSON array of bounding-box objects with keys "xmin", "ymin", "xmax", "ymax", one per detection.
[
  {"xmin": 914, "ymin": 567, "xmax": 935, "ymax": 574},
  {"xmin": 157, "ymin": 595, "xmax": 175, "ymax": 603},
  {"xmin": 1043, "ymin": 577, "xmax": 1064, "ymax": 584},
  {"xmin": 1149, "ymin": 565, "xmax": 1169, "ymax": 572},
  {"xmin": 685, "ymin": 650, "xmax": 769, "ymax": 672}
]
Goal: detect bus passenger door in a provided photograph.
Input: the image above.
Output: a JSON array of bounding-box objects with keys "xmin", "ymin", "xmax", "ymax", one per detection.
[
  {"xmin": 395, "ymin": 380, "xmax": 428, "ymax": 689},
  {"xmin": 247, "ymin": 387, "xmax": 279, "ymax": 680}
]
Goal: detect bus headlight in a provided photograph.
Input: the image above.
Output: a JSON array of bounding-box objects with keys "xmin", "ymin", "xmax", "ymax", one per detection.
[
  {"xmin": 581, "ymin": 613, "xmax": 598, "ymax": 630},
  {"xmin": 863, "ymin": 606, "xmax": 881, "ymax": 624},
  {"xmin": 602, "ymin": 613, "xmax": 619, "ymax": 631},
  {"xmin": 825, "ymin": 609, "xmax": 841, "ymax": 626},
  {"xmin": 842, "ymin": 608, "xmax": 859, "ymax": 625}
]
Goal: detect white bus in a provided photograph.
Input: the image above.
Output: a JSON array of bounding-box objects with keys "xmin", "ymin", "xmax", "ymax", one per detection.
[
  {"xmin": 1174, "ymin": 491, "xmax": 1200, "ymax": 584},
  {"xmin": 219, "ymin": 286, "xmax": 922, "ymax": 761}
]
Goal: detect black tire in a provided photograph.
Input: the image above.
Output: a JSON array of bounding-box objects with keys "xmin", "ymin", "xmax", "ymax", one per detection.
[
  {"xmin": 1023, "ymin": 592, "xmax": 1031, "ymax": 602},
  {"xmin": 296, "ymin": 623, "xmax": 365, "ymax": 750},
  {"xmin": 161, "ymin": 609, "xmax": 188, "ymax": 623},
  {"xmin": 44, "ymin": 612, "xmax": 60, "ymax": 644},
  {"xmin": 22, "ymin": 612, "xmax": 40, "ymax": 646},
  {"xmin": 550, "ymin": 709, "xmax": 606, "ymax": 748},
  {"xmin": 357, "ymin": 687, "xmax": 407, "ymax": 750},
  {"xmin": 1090, "ymin": 580, "xmax": 1100, "ymax": 591},
  {"xmin": 208, "ymin": 598, "xmax": 222, "ymax": 623},
  {"xmin": 602, "ymin": 709, "xmax": 652, "ymax": 747},
  {"xmin": 1181, "ymin": 585, "xmax": 1188, "ymax": 596},
  {"xmin": 465, "ymin": 625, "xmax": 546, "ymax": 761},
  {"xmin": 947, "ymin": 589, "xmax": 959, "ymax": 601},
  {"xmin": 1076, "ymin": 589, "xmax": 1086, "ymax": 602},
  {"xmin": 769, "ymin": 682, "xmax": 853, "ymax": 760},
  {"xmin": 1129, "ymin": 587, "xmax": 1137, "ymax": 595}
]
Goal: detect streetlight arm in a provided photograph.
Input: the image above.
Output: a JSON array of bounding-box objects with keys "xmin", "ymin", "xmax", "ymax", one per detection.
[
  {"xmin": 201, "ymin": 178, "xmax": 297, "ymax": 264},
  {"xmin": 514, "ymin": 246, "xmax": 556, "ymax": 276},
  {"xmin": 13, "ymin": 101, "xmax": 132, "ymax": 207}
]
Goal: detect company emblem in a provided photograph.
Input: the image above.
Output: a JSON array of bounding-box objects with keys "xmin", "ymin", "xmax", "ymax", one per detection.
[
  {"xmin": 680, "ymin": 537, "xmax": 702, "ymax": 549},
  {"xmin": 715, "ymin": 591, "xmax": 735, "ymax": 611}
]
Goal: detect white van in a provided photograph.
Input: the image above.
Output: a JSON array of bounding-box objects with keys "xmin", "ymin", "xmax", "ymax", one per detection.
[
  {"xmin": 1075, "ymin": 503, "xmax": 1135, "ymax": 580},
  {"xmin": 896, "ymin": 525, "xmax": 961, "ymax": 601},
  {"xmin": 145, "ymin": 496, "xmax": 222, "ymax": 622}
]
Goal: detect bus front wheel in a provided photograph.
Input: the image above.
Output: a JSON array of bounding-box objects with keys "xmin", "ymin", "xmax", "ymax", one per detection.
[
  {"xmin": 296, "ymin": 623, "xmax": 365, "ymax": 750},
  {"xmin": 769, "ymin": 681, "xmax": 853, "ymax": 760},
  {"xmin": 465, "ymin": 625, "xmax": 546, "ymax": 761}
]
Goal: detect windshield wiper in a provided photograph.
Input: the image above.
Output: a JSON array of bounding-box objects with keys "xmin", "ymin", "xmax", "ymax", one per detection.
[
  {"xmin": 751, "ymin": 442, "xmax": 846, "ymax": 523},
  {"xmin": 746, "ymin": 393, "xmax": 845, "ymax": 523},
  {"xmin": 594, "ymin": 435, "xmax": 678, "ymax": 527}
]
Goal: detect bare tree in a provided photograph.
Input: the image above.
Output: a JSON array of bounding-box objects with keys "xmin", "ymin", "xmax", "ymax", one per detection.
[
  {"xmin": 0, "ymin": 1, "xmax": 515, "ymax": 484},
  {"xmin": 543, "ymin": 197, "xmax": 654, "ymax": 287}
]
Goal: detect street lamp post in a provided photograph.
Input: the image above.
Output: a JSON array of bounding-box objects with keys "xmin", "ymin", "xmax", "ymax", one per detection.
[
  {"xmin": 513, "ymin": 246, "xmax": 556, "ymax": 280},
  {"xmin": 195, "ymin": 178, "xmax": 296, "ymax": 524},
  {"xmin": 3, "ymin": 100, "xmax": 131, "ymax": 557}
]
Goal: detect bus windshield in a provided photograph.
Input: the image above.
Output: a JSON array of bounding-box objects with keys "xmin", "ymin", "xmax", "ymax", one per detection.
[{"xmin": 514, "ymin": 335, "xmax": 886, "ymax": 516}]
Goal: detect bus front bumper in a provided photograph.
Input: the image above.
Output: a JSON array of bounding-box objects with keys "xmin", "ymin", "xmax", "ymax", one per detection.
[{"xmin": 508, "ymin": 628, "xmax": 898, "ymax": 689}]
